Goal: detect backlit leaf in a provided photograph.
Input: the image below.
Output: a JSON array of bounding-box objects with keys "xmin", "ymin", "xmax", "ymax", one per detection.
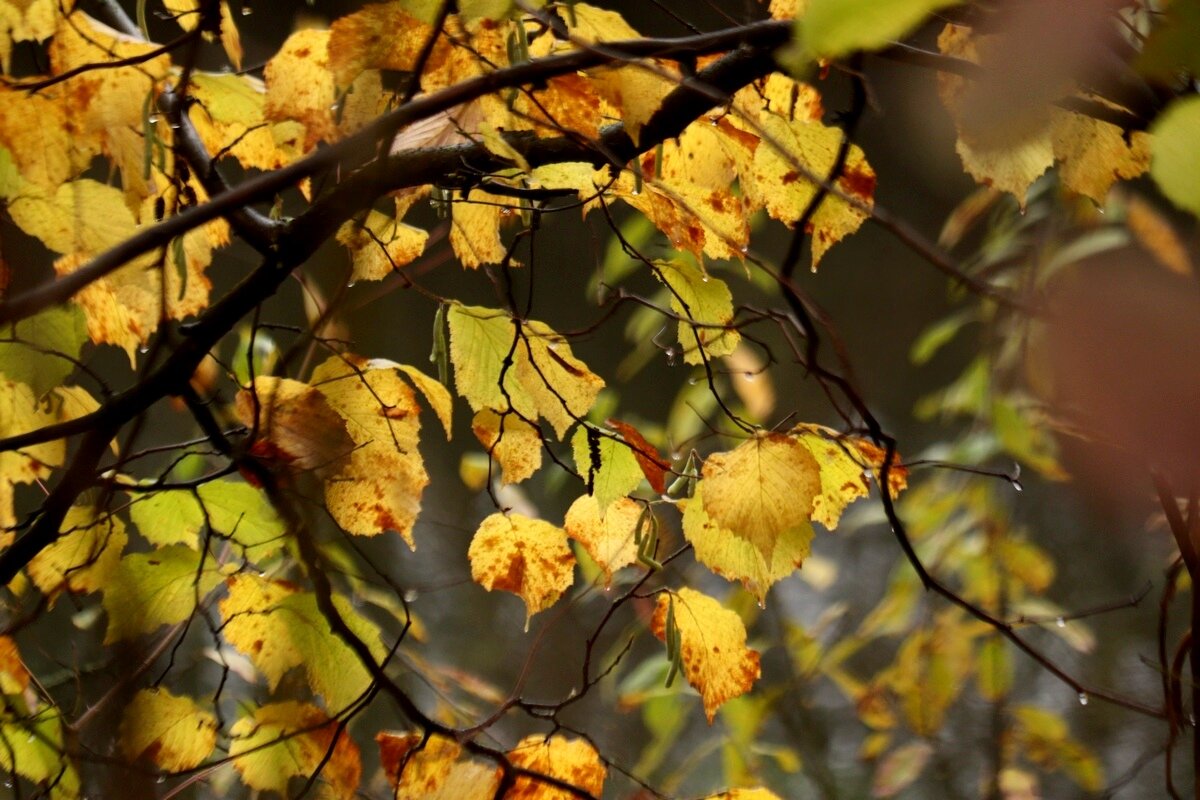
[
  {"xmin": 506, "ymin": 734, "xmax": 606, "ymax": 800},
  {"xmin": 220, "ymin": 573, "xmax": 385, "ymax": 710},
  {"xmin": 337, "ymin": 207, "xmax": 429, "ymax": 282},
  {"xmin": 119, "ymin": 687, "xmax": 217, "ymax": 772},
  {"xmin": 0, "ymin": 377, "xmax": 65, "ymax": 530},
  {"xmin": 472, "ymin": 408, "xmax": 543, "ymax": 484},
  {"xmin": 0, "ymin": 301, "xmax": 85, "ymax": 399},
  {"xmin": 651, "ymin": 587, "xmax": 761, "ymax": 722},
  {"xmin": 654, "ymin": 259, "xmax": 740, "ymax": 365},
  {"xmin": 236, "ymin": 376, "xmax": 355, "ymax": 479},
  {"xmin": 564, "ymin": 495, "xmax": 642, "ymax": 585},
  {"xmin": 0, "ymin": 707, "xmax": 80, "ymax": 799},
  {"xmin": 571, "ymin": 424, "xmax": 644, "ymax": 513},
  {"xmin": 376, "ymin": 731, "xmax": 500, "ymax": 799},
  {"xmin": 701, "ymin": 432, "xmax": 821, "ymax": 558},
  {"xmin": 0, "ymin": 636, "xmax": 29, "ymax": 695},
  {"xmin": 102, "ymin": 544, "xmax": 222, "ymax": 643},
  {"xmin": 313, "ymin": 355, "xmax": 431, "ymax": 545},
  {"xmin": 1150, "ymin": 96, "xmax": 1200, "ymax": 217},
  {"xmin": 681, "ymin": 490, "xmax": 812, "ymax": 602},
  {"xmin": 230, "ymin": 701, "xmax": 361, "ymax": 800},
  {"xmin": 27, "ymin": 506, "xmax": 126, "ymax": 601},
  {"xmin": 263, "ymin": 28, "xmax": 336, "ymax": 150},
  {"xmin": 468, "ymin": 512, "xmax": 575, "ymax": 625},
  {"xmin": 195, "ymin": 479, "xmax": 289, "ymax": 559}
]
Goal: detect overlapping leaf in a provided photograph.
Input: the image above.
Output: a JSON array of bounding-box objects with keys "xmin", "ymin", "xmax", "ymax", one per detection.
[
  {"xmin": 506, "ymin": 734, "xmax": 606, "ymax": 800},
  {"xmin": 571, "ymin": 424, "xmax": 644, "ymax": 513},
  {"xmin": 472, "ymin": 408, "xmax": 543, "ymax": 484},
  {"xmin": 376, "ymin": 732, "xmax": 500, "ymax": 799},
  {"xmin": 119, "ymin": 687, "xmax": 218, "ymax": 772},
  {"xmin": 230, "ymin": 701, "xmax": 362, "ymax": 800},
  {"xmin": 102, "ymin": 544, "xmax": 223, "ymax": 642},
  {"xmin": 564, "ymin": 495, "xmax": 642, "ymax": 585},
  {"xmin": 27, "ymin": 506, "xmax": 126, "ymax": 601}
]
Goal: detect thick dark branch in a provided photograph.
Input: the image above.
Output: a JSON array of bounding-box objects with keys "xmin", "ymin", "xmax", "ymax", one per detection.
[{"xmin": 0, "ymin": 19, "xmax": 790, "ymax": 328}]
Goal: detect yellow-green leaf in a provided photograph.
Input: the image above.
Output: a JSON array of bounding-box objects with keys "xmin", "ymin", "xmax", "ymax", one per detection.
[
  {"xmin": 1150, "ymin": 96, "xmax": 1200, "ymax": 217},
  {"xmin": 102, "ymin": 545, "xmax": 223, "ymax": 643},
  {"xmin": 654, "ymin": 260, "xmax": 739, "ymax": 365},
  {"xmin": 119, "ymin": 687, "xmax": 217, "ymax": 771},
  {"xmin": 571, "ymin": 425, "xmax": 644, "ymax": 513},
  {"xmin": 230, "ymin": 701, "xmax": 361, "ymax": 800},
  {"xmin": 801, "ymin": 0, "xmax": 962, "ymax": 58}
]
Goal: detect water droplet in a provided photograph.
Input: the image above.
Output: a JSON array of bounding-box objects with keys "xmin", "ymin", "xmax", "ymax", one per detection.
[
  {"xmin": 148, "ymin": 113, "xmax": 160, "ymax": 123},
  {"xmin": 700, "ymin": 274, "xmax": 710, "ymax": 283},
  {"xmin": 346, "ymin": 281, "xmax": 357, "ymax": 289},
  {"xmin": 1011, "ymin": 479, "xmax": 1023, "ymax": 492},
  {"xmin": 1078, "ymin": 692, "xmax": 1089, "ymax": 706},
  {"xmin": 1018, "ymin": 207, "xmax": 1027, "ymax": 216},
  {"xmin": 240, "ymin": 4, "xmax": 253, "ymax": 15},
  {"xmin": 137, "ymin": 344, "xmax": 150, "ymax": 355},
  {"xmin": 403, "ymin": 589, "xmax": 418, "ymax": 603},
  {"xmin": 756, "ymin": 599, "xmax": 765, "ymax": 610},
  {"xmin": 709, "ymin": 118, "xmax": 719, "ymax": 126},
  {"xmin": 738, "ymin": 245, "xmax": 749, "ymax": 255},
  {"xmin": 687, "ymin": 377, "xmax": 699, "ymax": 385},
  {"xmin": 630, "ymin": 187, "xmax": 641, "ymax": 196},
  {"xmin": 1055, "ymin": 617, "xmax": 1066, "ymax": 628},
  {"xmin": 156, "ymin": 776, "xmax": 167, "ymax": 785},
  {"xmin": 547, "ymin": 342, "xmax": 559, "ymax": 351},
  {"xmin": 743, "ymin": 371, "xmax": 755, "ymax": 382},
  {"xmin": 1096, "ymin": 207, "xmax": 1105, "ymax": 215}
]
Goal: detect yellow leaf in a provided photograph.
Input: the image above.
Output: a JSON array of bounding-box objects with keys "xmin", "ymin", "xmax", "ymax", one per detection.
[
  {"xmin": 1051, "ymin": 110, "xmax": 1150, "ymax": 205},
  {"xmin": 313, "ymin": 355, "xmax": 431, "ymax": 546},
  {"xmin": 337, "ymin": 207, "xmax": 429, "ymax": 282},
  {"xmin": 0, "ymin": 0, "xmax": 56, "ymax": 73},
  {"xmin": 589, "ymin": 61, "xmax": 678, "ymax": 145},
  {"xmin": 235, "ymin": 376, "xmax": 355, "ymax": 477},
  {"xmin": 887, "ymin": 617, "xmax": 971, "ymax": 736},
  {"xmin": 8, "ymin": 179, "xmax": 136, "ymax": 257},
  {"xmin": 801, "ymin": 0, "xmax": 962, "ymax": 58},
  {"xmin": 513, "ymin": 73, "xmax": 603, "ymax": 139},
  {"xmin": 724, "ymin": 345, "xmax": 775, "ymax": 422},
  {"xmin": 472, "ymin": 408, "xmax": 543, "ymax": 484},
  {"xmin": 467, "ymin": 512, "xmax": 575, "ymax": 625},
  {"xmin": 506, "ymin": 734, "xmax": 606, "ymax": 800},
  {"xmin": 449, "ymin": 305, "xmax": 604, "ymax": 439},
  {"xmin": 681, "ymin": 490, "xmax": 811, "ymax": 602},
  {"xmin": 1011, "ymin": 705, "xmax": 1105, "ymax": 792},
  {"xmin": 0, "ymin": 706, "xmax": 80, "ymax": 799},
  {"xmin": 564, "ymin": 3, "xmax": 639, "ymax": 42},
  {"xmin": 571, "ymin": 424, "xmax": 644, "ymax": 513},
  {"xmin": 119, "ymin": 687, "xmax": 217, "ymax": 771},
  {"xmin": 264, "ymin": 28, "xmax": 336, "ymax": 149},
  {"xmin": 651, "ymin": 587, "xmax": 761, "ymax": 722},
  {"xmin": 871, "ymin": 740, "xmax": 933, "ymax": 798},
  {"xmin": 788, "ymin": 424, "xmax": 907, "ymax": 529},
  {"xmin": 219, "ymin": 573, "xmax": 385, "ymax": 710},
  {"xmin": 703, "ymin": 790, "xmax": 786, "ymax": 800},
  {"xmin": 327, "ymin": 1, "xmax": 442, "ymax": 88},
  {"xmin": 0, "ymin": 88, "xmax": 71, "ymax": 192},
  {"xmin": 751, "ymin": 112, "xmax": 875, "ymax": 268},
  {"xmin": 563, "ymin": 495, "xmax": 642, "ymax": 585},
  {"xmin": 218, "ymin": 1, "xmax": 242, "ymax": 69},
  {"xmin": 188, "ymin": 72, "xmax": 296, "ymax": 171},
  {"xmin": 394, "ymin": 362, "xmax": 454, "ymax": 439},
  {"xmin": 102, "ymin": 545, "xmax": 222, "ymax": 643},
  {"xmin": 449, "ymin": 188, "xmax": 512, "ymax": 268},
  {"xmin": 654, "ymin": 259, "xmax": 740, "ymax": 365},
  {"xmin": 230, "ymin": 701, "xmax": 361, "ymax": 800},
  {"xmin": 0, "ymin": 376, "xmax": 64, "ymax": 531},
  {"xmin": 27, "ymin": 506, "xmax": 126, "ymax": 602},
  {"xmin": 701, "ymin": 432, "xmax": 821, "ymax": 558},
  {"xmin": 376, "ymin": 732, "xmax": 500, "ymax": 799}
]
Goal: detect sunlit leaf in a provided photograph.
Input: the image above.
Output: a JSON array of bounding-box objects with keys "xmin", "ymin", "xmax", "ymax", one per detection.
[
  {"xmin": 1150, "ymin": 96, "xmax": 1200, "ymax": 217},
  {"xmin": 220, "ymin": 573, "xmax": 385, "ymax": 710},
  {"xmin": 102, "ymin": 544, "xmax": 222, "ymax": 643},
  {"xmin": 376, "ymin": 731, "xmax": 500, "ymax": 799},
  {"xmin": 564, "ymin": 494, "xmax": 642, "ymax": 586},
  {"xmin": 571, "ymin": 424, "xmax": 644, "ymax": 513},
  {"xmin": 263, "ymin": 28, "xmax": 336, "ymax": 150},
  {"xmin": 27, "ymin": 506, "xmax": 126, "ymax": 601},
  {"xmin": 119, "ymin": 687, "xmax": 217, "ymax": 771},
  {"xmin": 230, "ymin": 701, "xmax": 361, "ymax": 800},
  {"xmin": 472, "ymin": 408, "xmax": 543, "ymax": 484},
  {"xmin": 651, "ymin": 587, "xmax": 761, "ymax": 722},
  {"xmin": 467, "ymin": 512, "xmax": 575, "ymax": 625},
  {"xmin": 0, "ymin": 707, "xmax": 80, "ymax": 799},
  {"xmin": 506, "ymin": 734, "xmax": 606, "ymax": 800},
  {"xmin": 800, "ymin": 0, "xmax": 962, "ymax": 58}
]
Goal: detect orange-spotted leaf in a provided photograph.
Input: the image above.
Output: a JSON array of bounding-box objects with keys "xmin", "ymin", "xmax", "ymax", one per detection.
[
  {"xmin": 564, "ymin": 495, "xmax": 642, "ymax": 585},
  {"xmin": 337, "ymin": 207, "xmax": 429, "ymax": 282},
  {"xmin": 0, "ymin": 636, "xmax": 29, "ymax": 695},
  {"xmin": 219, "ymin": 573, "xmax": 385, "ymax": 710},
  {"xmin": 789, "ymin": 424, "xmax": 906, "ymax": 529},
  {"xmin": 263, "ymin": 28, "xmax": 336, "ymax": 150},
  {"xmin": 376, "ymin": 732, "xmax": 500, "ymax": 799},
  {"xmin": 701, "ymin": 432, "xmax": 821, "ymax": 558},
  {"xmin": 467, "ymin": 512, "xmax": 575, "ymax": 626},
  {"xmin": 472, "ymin": 408, "xmax": 543, "ymax": 485},
  {"xmin": 651, "ymin": 587, "xmax": 761, "ymax": 722},
  {"xmin": 312, "ymin": 355, "xmax": 431, "ymax": 545},
  {"xmin": 230, "ymin": 701, "xmax": 361, "ymax": 800},
  {"xmin": 681, "ymin": 490, "xmax": 812, "ymax": 602},
  {"xmin": 606, "ymin": 418, "xmax": 670, "ymax": 494},
  {"xmin": 506, "ymin": 734, "xmax": 606, "ymax": 800},
  {"xmin": 119, "ymin": 687, "xmax": 217, "ymax": 772}
]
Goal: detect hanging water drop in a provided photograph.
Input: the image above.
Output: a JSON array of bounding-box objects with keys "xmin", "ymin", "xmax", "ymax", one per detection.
[
  {"xmin": 240, "ymin": 4, "xmax": 253, "ymax": 14},
  {"xmin": 138, "ymin": 344, "xmax": 150, "ymax": 355},
  {"xmin": 1078, "ymin": 692, "xmax": 1089, "ymax": 706},
  {"xmin": 346, "ymin": 281, "xmax": 357, "ymax": 289},
  {"xmin": 1055, "ymin": 617, "xmax": 1066, "ymax": 628}
]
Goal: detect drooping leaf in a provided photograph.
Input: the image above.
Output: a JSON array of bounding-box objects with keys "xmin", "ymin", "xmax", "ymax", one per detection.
[
  {"xmin": 506, "ymin": 734, "xmax": 607, "ymax": 800},
  {"xmin": 119, "ymin": 687, "xmax": 218, "ymax": 772},
  {"xmin": 467, "ymin": 512, "xmax": 575, "ymax": 625},
  {"xmin": 790, "ymin": 424, "xmax": 907, "ymax": 529},
  {"xmin": 219, "ymin": 573, "xmax": 385, "ymax": 710},
  {"xmin": 871, "ymin": 740, "xmax": 934, "ymax": 798},
  {"xmin": 0, "ymin": 305, "xmax": 86, "ymax": 398},
  {"xmin": 564, "ymin": 495, "xmax": 642, "ymax": 585},
  {"xmin": 681, "ymin": 490, "xmax": 812, "ymax": 602},
  {"xmin": 653, "ymin": 259, "xmax": 740, "ymax": 365},
  {"xmin": 701, "ymin": 432, "xmax": 821, "ymax": 558},
  {"xmin": 375, "ymin": 732, "xmax": 500, "ymax": 799},
  {"xmin": 472, "ymin": 408, "xmax": 543, "ymax": 485},
  {"xmin": 571, "ymin": 424, "xmax": 644, "ymax": 513},
  {"xmin": 230, "ymin": 701, "xmax": 361, "ymax": 800},
  {"xmin": 102, "ymin": 544, "xmax": 222, "ymax": 643},
  {"xmin": 0, "ymin": 636, "xmax": 29, "ymax": 695},
  {"xmin": 651, "ymin": 587, "xmax": 762, "ymax": 722}
]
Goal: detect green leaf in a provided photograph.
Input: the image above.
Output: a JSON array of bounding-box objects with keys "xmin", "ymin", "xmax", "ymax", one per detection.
[
  {"xmin": 909, "ymin": 310, "xmax": 973, "ymax": 366},
  {"xmin": 800, "ymin": 0, "xmax": 962, "ymax": 58},
  {"xmin": 653, "ymin": 260, "xmax": 739, "ymax": 366},
  {"xmin": 102, "ymin": 545, "xmax": 223, "ymax": 643},
  {"xmin": 130, "ymin": 489, "xmax": 206, "ymax": 548},
  {"xmin": 196, "ymin": 479, "xmax": 288, "ymax": 559},
  {"xmin": 571, "ymin": 425, "xmax": 644, "ymax": 514},
  {"xmin": 975, "ymin": 635, "xmax": 1012, "ymax": 701},
  {"xmin": 0, "ymin": 305, "xmax": 87, "ymax": 398},
  {"xmin": 0, "ymin": 708, "xmax": 81, "ymax": 799},
  {"xmin": 1150, "ymin": 96, "xmax": 1200, "ymax": 217}
]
